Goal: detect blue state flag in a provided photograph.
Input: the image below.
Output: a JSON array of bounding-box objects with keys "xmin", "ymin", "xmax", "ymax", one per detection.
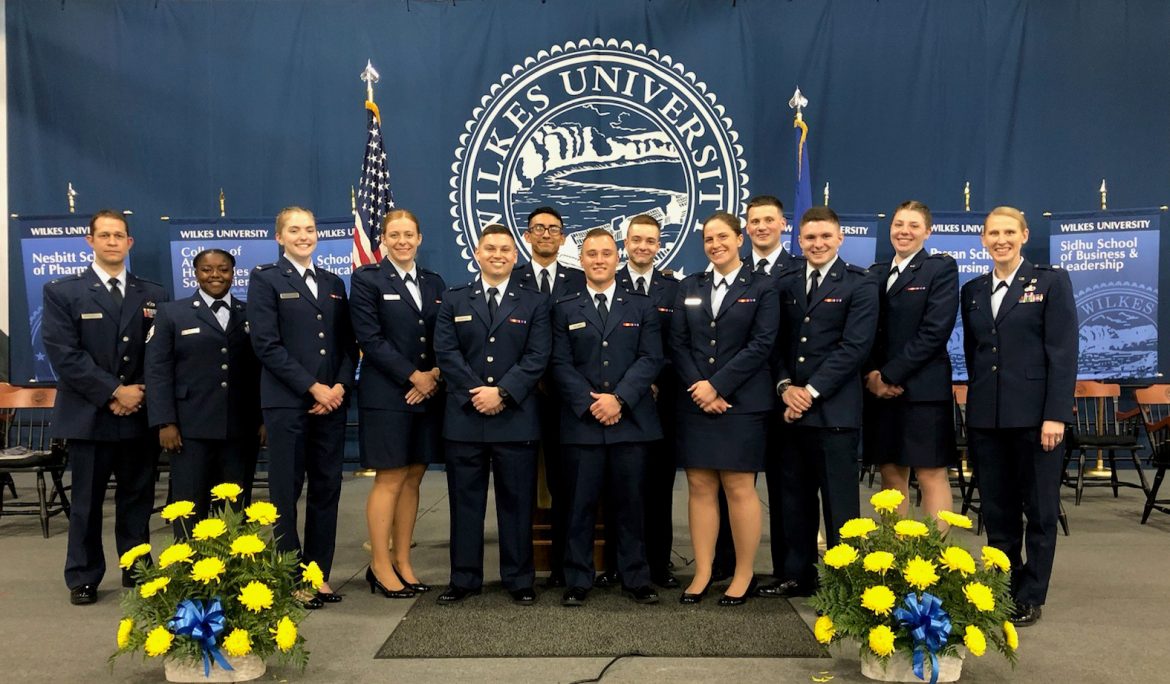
[{"xmin": 791, "ymin": 115, "xmax": 812, "ymax": 256}]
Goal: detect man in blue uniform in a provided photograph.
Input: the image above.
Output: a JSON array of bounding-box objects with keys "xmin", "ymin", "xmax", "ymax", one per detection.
[
  {"xmin": 247, "ymin": 207, "xmax": 357, "ymax": 606},
  {"xmin": 614, "ymin": 214, "xmax": 681, "ymax": 589},
  {"xmin": 146, "ymin": 248, "xmax": 262, "ymax": 534},
  {"xmin": 42, "ymin": 210, "xmax": 169, "ymax": 605},
  {"xmin": 773, "ymin": 206, "xmax": 878, "ymax": 597},
  {"xmin": 961, "ymin": 206, "xmax": 1077, "ymax": 627},
  {"xmin": 512, "ymin": 205, "xmax": 585, "ymax": 588},
  {"xmin": 552, "ymin": 228, "xmax": 664, "ymax": 606},
  {"xmin": 434, "ymin": 224, "xmax": 552, "ymax": 605}
]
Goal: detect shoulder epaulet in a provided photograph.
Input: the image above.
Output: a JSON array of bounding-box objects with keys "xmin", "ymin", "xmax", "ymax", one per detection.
[
  {"xmin": 625, "ymin": 287, "xmax": 650, "ymax": 298},
  {"xmin": 354, "ymin": 262, "xmax": 381, "ymax": 274},
  {"xmin": 1033, "ymin": 264, "xmax": 1059, "ymax": 271},
  {"xmin": 419, "ymin": 267, "xmax": 440, "ymax": 277},
  {"xmin": 846, "ymin": 264, "xmax": 869, "ymax": 275},
  {"xmin": 253, "ymin": 263, "xmax": 277, "ymax": 272},
  {"xmin": 47, "ymin": 273, "xmax": 83, "ymax": 285},
  {"xmin": 555, "ymin": 291, "xmax": 582, "ymax": 305},
  {"xmin": 659, "ymin": 268, "xmax": 677, "ymax": 280},
  {"xmin": 133, "ymin": 275, "xmax": 165, "ymax": 288},
  {"xmin": 925, "ymin": 251, "xmax": 955, "ymax": 262},
  {"xmin": 451, "ymin": 281, "xmax": 474, "ymax": 291},
  {"xmin": 682, "ymin": 270, "xmax": 708, "ymax": 283}
]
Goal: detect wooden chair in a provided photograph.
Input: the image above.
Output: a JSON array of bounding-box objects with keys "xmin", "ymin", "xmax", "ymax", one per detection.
[
  {"xmin": 1063, "ymin": 381, "xmax": 1146, "ymax": 505},
  {"xmin": 0, "ymin": 385, "xmax": 70, "ymax": 537},
  {"xmin": 1135, "ymin": 385, "xmax": 1170, "ymax": 524}
]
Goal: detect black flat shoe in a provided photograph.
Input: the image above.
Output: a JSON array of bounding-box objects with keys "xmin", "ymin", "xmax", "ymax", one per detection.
[
  {"xmin": 623, "ymin": 585, "xmax": 660, "ymax": 604},
  {"xmin": 70, "ymin": 584, "xmax": 98, "ymax": 605},
  {"xmin": 509, "ymin": 587, "xmax": 537, "ymax": 605},
  {"xmin": 593, "ymin": 571, "xmax": 620, "ymax": 589},
  {"xmin": 679, "ymin": 579, "xmax": 712, "ymax": 605},
  {"xmin": 315, "ymin": 591, "xmax": 343, "ymax": 603},
  {"xmin": 718, "ymin": 578, "xmax": 758, "ymax": 606},
  {"xmin": 1011, "ymin": 603, "xmax": 1042, "ymax": 627},
  {"xmin": 437, "ymin": 585, "xmax": 481, "ymax": 604},
  {"xmin": 651, "ymin": 571, "xmax": 680, "ymax": 589},
  {"xmin": 756, "ymin": 579, "xmax": 815, "ymax": 599},
  {"xmin": 391, "ymin": 564, "xmax": 431, "ymax": 593},
  {"xmin": 297, "ymin": 591, "xmax": 324, "ymax": 609},
  {"xmin": 365, "ymin": 567, "xmax": 416, "ymax": 599},
  {"xmin": 561, "ymin": 587, "xmax": 588, "ymax": 607}
]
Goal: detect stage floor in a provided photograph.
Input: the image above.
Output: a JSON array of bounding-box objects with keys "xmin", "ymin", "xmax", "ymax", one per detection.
[{"xmin": 1, "ymin": 469, "xmax": 1167, "ymax": 683}]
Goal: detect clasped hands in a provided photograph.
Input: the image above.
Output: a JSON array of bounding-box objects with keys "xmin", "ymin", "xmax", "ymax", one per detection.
[
  {"xmin": 781, "ymin": 384, "xmax": 814, "ymax": 423},
  {"xmin": 469, "ymin": 385, "xmax": 505, "ymax": 415},
  {"xmin": 405, "ymin": 368, "xmax": 442, "ymax": 405},
  {"xmin": 308, "ymin": 382, "xmax": 346, "ymax": 415},
  {"xmin": 589, "ymin": 392, "xmax": 622, "ymax": 426},
  {"xmin": 865, "ymin": 370, "xmax": 904, "ymax": 399},
  {"xmin": 108, "ymin": 384, "xmax": 145, "ymax": 417},
  {"xmin": 688, "ymin": 380, "xmax": 731, "ymax": 415}
]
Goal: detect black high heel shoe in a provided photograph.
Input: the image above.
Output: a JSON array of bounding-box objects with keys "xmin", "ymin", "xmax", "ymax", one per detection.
[
  {"xmin": 392, "ymin": 564, "xmax": 432, "ymax": 593},
  {"xmin": 679, "ymin": 578, "xmax": 712, "ymax": 605},
  {"xmin": 718, "ymin": 577, "xmax": 759, "ymax": 606},
  {"xmin": 366, "ymin": 566, "xmax": 416, "ymax": 599}
]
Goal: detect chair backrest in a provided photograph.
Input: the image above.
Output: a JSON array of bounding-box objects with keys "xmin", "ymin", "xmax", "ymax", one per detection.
[
  {"xmin": 0, "ymin": 386, "xmax": 57, "ymax": 453},
  {"xmin": 952, "ymin": 384, "xmax": 968, "ymax": 438},
  {"xmin": 1071, "ymin": 380, "xmax": 1127, "ymax": 437},
  {"xmin": 1134, "ymin": 385, "xmax": 1170, "ymax": 463}
]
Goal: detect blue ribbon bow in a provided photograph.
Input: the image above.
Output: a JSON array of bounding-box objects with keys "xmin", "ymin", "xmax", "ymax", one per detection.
[
  {"xmin": 167, "ymin": 598, "xmax": 233, "ymax": 676},
  {"xmin": 893, "ymin": 592, "xmax": 952, "ymax": 684}
]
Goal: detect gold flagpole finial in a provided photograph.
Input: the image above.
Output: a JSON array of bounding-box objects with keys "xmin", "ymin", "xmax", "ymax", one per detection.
[
  {"xmin": 788, "ymin": 87, "xmax": 808, "ymax": 122},
  {"xmin": 360, "ymin": 60, "xmax": 380, "ymax": 104},
  {"xmin": 964, "ymin": 181, "xmax": 971, "ymax": 212},
  {"xmin": 219, "ymin": 188, "xmax": 226, "ymax": 217},
  {"xmin": 1099, "ymin": 179, "xmax": 1107, "ymax": 210},
  {"xmin": 823, "ymin": 182, "xmax": 830, "ymax": 207},
  {"xmin": 351, "ymin": 185, "xmax": 357, "ymax": 213},
  {"xmin": 67, "ymin": 182, "xmax": 78, "ymax": 214}
]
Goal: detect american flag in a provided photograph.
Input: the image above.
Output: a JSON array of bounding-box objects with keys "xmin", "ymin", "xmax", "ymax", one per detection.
[{"xmin": 352, "ymin": 101, "xmax": 394, "ymax": 268}]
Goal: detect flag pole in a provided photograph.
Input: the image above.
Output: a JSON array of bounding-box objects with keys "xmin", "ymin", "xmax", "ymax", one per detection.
[
  {"xmin": 964, "ymin": 181, "xmax": 970, "ymax": 212},
  {"xmin": 67, "ymin": 182, "xmax": 77, "ymax": 214},
  {"xmin": 1099, "ymin": 179, "xmax": 1107, "ymax": 210},
  {"xmin": 219, "ymin": 188, "xmax": 226, "ymax": 217},
  {"xmin": 353, "ymin": 60, "xmax": 382, "ymax": 480}
]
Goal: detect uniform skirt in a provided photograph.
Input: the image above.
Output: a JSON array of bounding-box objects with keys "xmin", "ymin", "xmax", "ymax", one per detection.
[
  {"xmin": 359, "ymin": 406, "xmax": 442, "ymax": 470},
  {"xmin": 676, "ymin": 411, "xmax": 767, "ymax": 472},
  {"xmin": 862, "ymin": 399, "xmax": 956, "ymax": 468}
]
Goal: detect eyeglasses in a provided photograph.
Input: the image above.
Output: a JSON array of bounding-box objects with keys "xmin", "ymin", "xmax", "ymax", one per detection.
[{"xmin": 528, "ymin": 223, "xmax": 563, "ymax": 236}]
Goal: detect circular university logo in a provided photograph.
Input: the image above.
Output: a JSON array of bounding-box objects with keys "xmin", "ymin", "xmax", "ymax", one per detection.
[
  {"xmin": 450, "ymin": 38, "xmax": 749, "ymax": 272},
  {"xmin": 1075, "ymin": 281, "xmax": 1158, "ymax": 376}
]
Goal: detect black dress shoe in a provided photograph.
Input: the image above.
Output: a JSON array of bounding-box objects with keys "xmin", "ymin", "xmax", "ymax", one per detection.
[
  {"xmin": 437, "ymin": 585, "xmax": 481, "ymax": 604},
  {"xmin": 755, "ymin": 579, "xmax": 814, "ymax": 599},
  {"xmin": 679, "ymin": 579, "xmax": 712, "ymax": 605},
  {"xmin": 593, "ymin": 571, "xmax": 620, "ymax": 589},
  {"xmin": 1011, "ymin": 603, "xmax": 1042, "ymax": 627},
  {"xmin": 509, "ymin": 587, "xmax": 537, "ymax": 605},
  {"xmin": 366, "ymin": 567, "xmax": 416, "ymax": 599},
  {"xmin": 623, "ymin": 585, "xmax": 660, "ymax": 604},
  {"xmin": 545, "ymin": 573, "xmax": 567, "ymax": 589},
  {"xmin": 392, "ymin": 564, "xmax": 432, "ymax": 593},
  {"xmin": 650, "ymin": 571, "xmax": 680, "ymax": 589},
  {"xmin": 299, "ymin": 593, "xmax": 324, "ymax": 609},
  {"xmin": 315, "ymin": 591, "xmax": 343, "ymax": 603},
  {"xmin": 561, "ymin": 586, "xmax": 589, "ymax": 606},
  {"xmin": 70, "ymin": 584, "xmax": 98, "ymax": 605},
  {"xmin": 718, "ymin": 578, "xmax": 758, "ymax": 606}
]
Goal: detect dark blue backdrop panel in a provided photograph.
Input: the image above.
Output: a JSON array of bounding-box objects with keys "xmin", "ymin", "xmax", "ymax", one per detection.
[{"xmin": 8, "ymin": 0, "xmax": 1170, "ymax": 377}]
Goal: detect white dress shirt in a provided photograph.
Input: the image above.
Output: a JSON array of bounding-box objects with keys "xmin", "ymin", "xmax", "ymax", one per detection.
[{"xmin": 711, "ymin": 264, "xmax": 743, "ymax": 316}]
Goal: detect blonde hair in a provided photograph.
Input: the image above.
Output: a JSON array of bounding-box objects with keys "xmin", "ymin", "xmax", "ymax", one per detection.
[
  {"xmin": 381, "ymin": 208, "xmax": 420, "ymax": 233},
  {"xmin": 275, "ymin": 206, "xmax": 316, "ymax": 234},
  {"xmin": 985, "ymin": 206, "xmax": 1027, "ymax": 232}
]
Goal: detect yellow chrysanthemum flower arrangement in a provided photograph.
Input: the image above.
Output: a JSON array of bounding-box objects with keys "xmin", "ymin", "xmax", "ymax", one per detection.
[
  {"xmin": 809, "ymin": 489, "xmax": 1019, "ymax": 675},
  {"xmin": 110, "ymin": 484, "xmax": 314, "ymax": 673}
]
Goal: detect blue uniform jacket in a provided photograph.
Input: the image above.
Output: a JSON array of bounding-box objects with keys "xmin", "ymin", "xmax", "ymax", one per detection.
[
  {"xmin": 774, "ymin": 258, "xmax": 879, "ymax": 428},
  {"xmin": 866, "ymin": 251, "xmax": 959, "ymax": 402},
  {"xmin": 550, "ymin": 289, "xmax": 664, "ymax": 445},
  {"xmin": 513, "ymin": 261, "xmax": 585, "ymax": 299},
  {"xmin": 434, "ymin": 279, "xmax": 552, "ymax": 442},
  {"xmin": 144, "ymin": 293, "xmax": 261, "ymax": 439},
  {"xmin": 41, "ymin": 268, "xmax": 169, "ymax": 440},
  {"xmin": 961, "ymin": 260, "xmax": 1078, "ymax": 429},
  {"xmin": 246, "ymin": 257, "xmax": 358, "ymax": 409},
  {"xmin": 616, "ymin": 267, "xmax": 679, "ymax": 384},
  {"xmin": 350, "ymin": 261, "xmax": 446, "ymax": 412},
  {"xmin": 669, "ymin": 268, "xmax": 779, "ymax": 415}
]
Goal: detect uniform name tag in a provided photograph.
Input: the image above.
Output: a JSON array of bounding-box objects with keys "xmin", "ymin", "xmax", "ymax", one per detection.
[
  {"xmin": 569, "ymin": 321, "xmax": 587, "ymax": 331},
  {"xmin": 280, "ymin": 292, "xmax": 300, "ymax": 299},
  {"xmin": 384, "ymin": 294, "xmax": 401, "ymax": 301},
  {"xmin": 181, "ymin": 327, "xmax": 201, "ymax": 336},
  {"xmin": 81, "ymin": 312, "xmax": 103, "ymax": 320},
  {"xmin": 454, "ymin": 315, "xmax": 473, "ymax": 323},
  {"xmin": 684, "ymin": 297, "xmax": 702, "ymax": 306}
]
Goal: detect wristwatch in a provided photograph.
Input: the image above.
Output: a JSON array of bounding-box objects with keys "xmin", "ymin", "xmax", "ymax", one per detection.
[
  {"xmin": 776, "ymin": 379, "xmax": 792, "ymax": 396},
  {"xmin": 497, "ymin": 387, "xmax": 510, "ymax": 401}
]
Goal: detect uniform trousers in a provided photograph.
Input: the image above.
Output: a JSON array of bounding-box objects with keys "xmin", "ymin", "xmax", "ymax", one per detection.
[
  {"xmin": 169, "ymin": 436, "xmax": 258, "ymax": 537},
  {"xmin": 262, "ymin": 408, "xmax": 345, "ymax": 580},
  {"xmin": 780, "ymin": 426, "xmax": 861, "ymax": 585},
  {"xmin": 64, "ymin": 437, "xmax": 157, "ymax": 588},
  {"xmin": 969, "ymin": 427, "xmax": 1063, "ymax": 606},
  {"xmin": 762, "ymin": 407, "xmax": 790, "ymax": 578},
  {"xmin": 445, "ymin": 440, "xmax": 537, "ymax": 591},
  {"xmin": 564, "ymin": 443, "xmax": 650, "ymax": 590}
]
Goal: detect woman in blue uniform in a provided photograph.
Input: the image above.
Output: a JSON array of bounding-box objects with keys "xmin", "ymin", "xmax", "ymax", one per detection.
[
  {"xmin": 670, "ymin": 211, "xmax": 779, "ymax": 605},
  {"xmin": 350, "ymin": 209, "xmax": 445, "ymax": 598},
  {"xmin": 863, "ymin": 201, "xmax": 959, "ymax": 523}
]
